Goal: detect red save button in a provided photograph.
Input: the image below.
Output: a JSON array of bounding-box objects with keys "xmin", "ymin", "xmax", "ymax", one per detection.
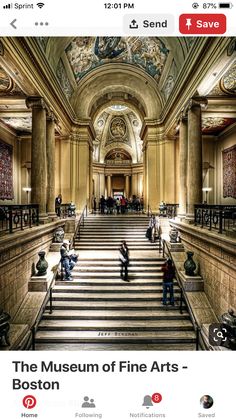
[{"xmin": 179, "ymin": 14, "xmax": 226, "ymax": 34}]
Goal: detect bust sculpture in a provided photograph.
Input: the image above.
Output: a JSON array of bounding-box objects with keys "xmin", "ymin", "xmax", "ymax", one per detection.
[
  {"xmin": 53, "ymin": 227, "xmax": 65, "ymax": 243},
  {"xmin": 169, "ymin": 227, "xmax": 178, "ymax": 243}
]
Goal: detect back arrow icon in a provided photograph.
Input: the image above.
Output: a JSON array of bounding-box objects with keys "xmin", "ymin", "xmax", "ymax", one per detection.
[{"xmin": 10, "ymin": 19, "xmax": 17, "ymax": 29}]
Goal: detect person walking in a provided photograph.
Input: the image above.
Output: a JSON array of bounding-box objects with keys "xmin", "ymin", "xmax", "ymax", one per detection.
[
  {"xmin": 162, "ymin": 258, "xmax": 175, "ymax": 305},
  {"xmin": 148, "ymin": 214, "xmax": 157, "ymax": 243},
  {"xmin": 119, "ymin": 240, "xmax": 129, "ymax": 282}
]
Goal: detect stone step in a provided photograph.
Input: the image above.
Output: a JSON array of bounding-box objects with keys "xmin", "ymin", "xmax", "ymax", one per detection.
[
  {"xmin": 74, "ymin": 246, "xmax": 159, "ymax": 250},
  {"xmin": 46, "ymin": 300, "xmax": 184, "ymax": 309},
  {"xmin": 35, "ymin": 342, "xmax": 196, "ymax": 351},
  {"xmin": 50, "ymin": 291, "xmax": 181, "ymax": 303},
  {"xmin": 42, "ymin": 310, "xmax": 187, "ymax": 320},
  {"xmin": 38, "ymin": 319, "xmax": 193, "ymax": 331},
  {"xmin": 76, "ymin": 259, "xmax": 164, "ymax": 264},
  {"xmin": 73, "ymin": 268, "xmax": 163, "ymax": 275},
  {"xmin": 52, "ymin": 285, "xmax": 180, "ymax": 293},
  {"xmin": 55, "ymin": 279, "xmax": 167, "ymax": 285},
  {"xmin": 70, "ymin": 272, "xmax": 164, "ymax": 279},
  {"xmin": 35, "ymin": 330, "xmax": 196, "ymax": 344}
]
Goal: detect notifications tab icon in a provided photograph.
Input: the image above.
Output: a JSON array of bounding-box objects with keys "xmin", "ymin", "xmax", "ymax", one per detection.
[{"xmin": 179, "ymin": 14, "xmax": 226, "ymax": 34}]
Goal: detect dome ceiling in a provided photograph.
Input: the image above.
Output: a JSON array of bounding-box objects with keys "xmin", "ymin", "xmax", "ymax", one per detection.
[{"xmin": 65, "ymin": 37, "xmax": 169, "ymax": 83}]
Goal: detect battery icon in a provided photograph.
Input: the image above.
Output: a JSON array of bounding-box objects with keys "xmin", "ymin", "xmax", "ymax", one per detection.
[{"xmin": 219, "ymin": 2, "xmax": 233, "ymax": 7}]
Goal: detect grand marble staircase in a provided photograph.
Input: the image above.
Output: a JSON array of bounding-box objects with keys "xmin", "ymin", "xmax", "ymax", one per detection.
[{"xmin": 35, "ymin": 215, "xmax": 196, "ymax": 350}]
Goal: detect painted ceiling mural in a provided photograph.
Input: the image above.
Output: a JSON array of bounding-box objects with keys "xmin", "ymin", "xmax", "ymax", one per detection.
[
  {"xmin": 1, "ymin": 116, "xmax": 32, "ymax": 132},
  {"xmin": 65, "ymin": 37, "xmax": 169, "ymax": 82}
]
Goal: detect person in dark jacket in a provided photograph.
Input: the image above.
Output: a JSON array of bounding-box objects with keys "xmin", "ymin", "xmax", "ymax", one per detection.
[
  {"xmin": 162, "ymin": 258, "xmax": 175, "ymax": 305},
  {"xmin": 119, "ymin": 240, "xmax": 129, "ymax": 282}
]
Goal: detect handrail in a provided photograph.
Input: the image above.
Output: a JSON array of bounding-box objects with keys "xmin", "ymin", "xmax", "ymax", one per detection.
[
  {"xmin": 162, "ymin": 239, "xmax": 200, "ymax": 350},
  {"xmin": 73, "ymin": 204, "xmax": 88, "ymax": 246},
  {"xmin": 31, "ymin": 265, "xmax": 58, "ymax": 350}
]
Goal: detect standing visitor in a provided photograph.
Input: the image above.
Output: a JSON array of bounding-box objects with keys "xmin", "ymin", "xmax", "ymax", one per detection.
[
  {"xmin": 162, "ymin": 258, "xmax": 175, "ymax": 305},
  {"xmin": 100, "ymin": 195, "xmax": 106, "ymax": 214},
  {"xmin": 119, "ymin": 240, "xmax": 129, "ymax": 282},
  {"xmin": 55, "ymin": 194, "xmax": 62, "ymax": 217}
]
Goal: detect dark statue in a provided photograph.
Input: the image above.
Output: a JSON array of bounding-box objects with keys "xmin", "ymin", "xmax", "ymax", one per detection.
[
  {"xmin": 53, "ymin": 227, "xmax": 65, "ymax": 243},
  {"xmin": 184, "ymin": 251, "xmax": 196, "ymax": 276},
  {"xmin": 0, "ymin": 307, "xmax": 11, "ymax": 346},
  {"xmin": 220, "ymin": 309, "xmax": 236, "ymax": 350},
  {"xmin": 36, "ymin": 250, "xmax": 48, "ymax": 276}
]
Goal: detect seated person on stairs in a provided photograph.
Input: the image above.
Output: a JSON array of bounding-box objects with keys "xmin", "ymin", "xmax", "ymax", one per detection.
[{"xmin": 60, "ymin": 239, "xmax": 78, "ymax": 281}]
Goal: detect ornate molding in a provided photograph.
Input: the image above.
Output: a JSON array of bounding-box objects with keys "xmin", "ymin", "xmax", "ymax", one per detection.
[
  {"xmin": 188, "ymin": 97, "xmax": 208, "ymax": 111},
  {"xmin": 0, "ymin": 40, "xmax": 4, "ymax": 56},
  {"xmin": 26, "ymin": 96, "xmax": 47, "ymax": 110}
]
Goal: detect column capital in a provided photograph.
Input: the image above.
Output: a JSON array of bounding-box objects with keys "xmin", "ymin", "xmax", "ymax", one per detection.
[
  {"xmin": 187, "ymin": 97, "xmax": 208, "ymax": 111},
  {"xmin": 26, "ymin": 96, "xmax": 47, "ymax": 110},
  {"xmin": 177, "ymin": 110, "xmax": 188, "ymax": 125},
  {"xmin": 46, "ymin": 109, "xmax": 58, "ymax": 123}
]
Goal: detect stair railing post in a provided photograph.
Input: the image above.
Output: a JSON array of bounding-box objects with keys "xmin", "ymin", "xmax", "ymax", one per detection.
[
  {"xmin": 49, "ymin": 287, "xmax": 53, "ymax": 314},
  {"xmin": 196, "ymin": 325, "xmax": 199, "ymax": 351},
  {"xmin": 180, "ymin": 288, "xmax": 183, "ymax": 315},
  {"xmin": 31, "ymin": 326, "xmax": 36, "ymax": 350}
]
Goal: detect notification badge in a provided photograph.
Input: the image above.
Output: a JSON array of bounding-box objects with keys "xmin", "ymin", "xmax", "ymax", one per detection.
[
  {"xmin": 23, "ymin": 395, "xmax": 37, "ymax": 409},
  {"xmin": 179, "ymin": 14, "xmax": 226, "ymax": 34}
]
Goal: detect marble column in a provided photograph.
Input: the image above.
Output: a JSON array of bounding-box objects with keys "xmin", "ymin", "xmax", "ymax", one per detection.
[
  {"xmin": 26, "ymin": 97, "xmax": 48, "ymax": 222},
  {"xmin": 178, "ymin": 115, "xmax": 188, "ymax": 218},
  {"xmin": 107, "ymin": 175, "xmax": 112, "ymax": 197},
  {"xmin": 125, "ymin": 175, "xmax": 130, "ymax": 198},
  {"xmin": 46, "ymin": 112, "xmax": 57, "ymax": 220},
  {"xmin": 186, "ymin": 100, "xmax": 204, "ymax": 219},
  {"xmin": 99, "ymin": 173, "xmax": 105, "ymax": 197}
]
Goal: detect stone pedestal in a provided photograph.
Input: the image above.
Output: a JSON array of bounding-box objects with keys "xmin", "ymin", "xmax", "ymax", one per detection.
[
  {"xmin": 50, "ymin": 243, "xmax": 62, "ymax": 252},
  {"xmin": 29, "ymin": 272, "xmax": 54, "ymax": 292},
  {"xmin": 179, "ymin": 270, "xmax": 204, "ymax": 292},
  {"xmin": 169, "ymin": 242, "xmax": 185, "ymax": 252}
]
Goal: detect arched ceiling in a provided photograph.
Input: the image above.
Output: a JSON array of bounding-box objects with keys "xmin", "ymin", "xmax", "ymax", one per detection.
[
  {"xmin": 93, "ymin": 105, "xmax": 142, "ymax": 164},
  {"xmin": 65, "ymin": 37, "xmax": 169, "ymax": 83},
  {"xmin": 39, "ymin": 36, "xmax": 194, "ymax": 115}
]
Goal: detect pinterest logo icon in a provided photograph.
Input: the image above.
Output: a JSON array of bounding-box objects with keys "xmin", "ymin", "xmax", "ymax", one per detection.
[{"xmin": 23, "ymin": 395, "xmax": 37, "ymax": 409}]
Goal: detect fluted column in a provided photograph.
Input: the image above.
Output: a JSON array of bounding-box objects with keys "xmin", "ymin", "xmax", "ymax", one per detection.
[
  {"xmin": 107, "ymin": 175, "xmax": 112, "ymax": 197},
  {"xmin": 46, "ymin": 112, "xmax": 57, "ymax": 219},
  {"xmin": 125, "ymin": 175, "xmax": 130, "ymax": 198},
  {"xmin": 26, "ymin": 96, "xmax": 48, "ymax": 222},
  {"xmin": 186, "ymin": 99, "xmax": 206, "ymax": 219},
  {"xmin": 178, "ymin": 115, "xmax": 188, "ymax": 218}
]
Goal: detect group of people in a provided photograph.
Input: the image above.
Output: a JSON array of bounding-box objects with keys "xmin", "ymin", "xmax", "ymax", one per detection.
[
  {"xmin": 59, "ymin": 213, "xmax": 175, "ymax": 304},
  {"xmin": 94, "ymin": 195, "xmax": 144, "ymax": 215}
]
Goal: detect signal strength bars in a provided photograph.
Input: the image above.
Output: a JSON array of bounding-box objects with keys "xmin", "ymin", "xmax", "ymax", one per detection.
[{"xmin": 3, "ymin": 3, "xmax": 12, "ymax": 8}]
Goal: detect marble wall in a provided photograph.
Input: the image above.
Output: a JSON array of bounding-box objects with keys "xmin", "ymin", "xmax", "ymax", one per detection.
[
  {"xmin": 174, "ymin": 222, "xmax": 236, "ymax": 319},
  {"xmin": 0, "ymin": 223, "xmax": 62, "ymax": 319}
]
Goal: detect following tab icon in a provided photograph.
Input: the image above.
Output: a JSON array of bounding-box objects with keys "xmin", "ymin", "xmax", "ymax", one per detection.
[{"xmin": 179, "ymin": 13, "xmax": 226, "ymax": 34}]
